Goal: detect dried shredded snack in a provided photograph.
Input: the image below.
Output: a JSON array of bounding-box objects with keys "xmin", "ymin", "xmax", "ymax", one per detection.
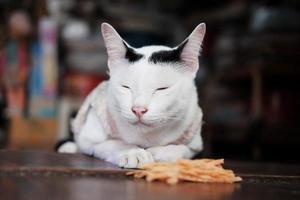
[{"xmin": 126, "ymin": 159, "xmax": 242, "ymax": 185}]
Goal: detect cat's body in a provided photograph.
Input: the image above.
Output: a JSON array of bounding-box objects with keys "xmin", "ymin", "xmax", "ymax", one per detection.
[{"xmin": 58, "ymin": 23, "xmax": 206, "ymax": 168}]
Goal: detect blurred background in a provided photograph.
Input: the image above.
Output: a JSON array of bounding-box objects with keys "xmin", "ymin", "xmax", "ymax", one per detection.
[{"xmin": 0, "ymin": 0, "xmax": 300, "ymax": 163}]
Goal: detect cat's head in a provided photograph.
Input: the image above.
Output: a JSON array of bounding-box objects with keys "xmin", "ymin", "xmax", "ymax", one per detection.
[{"xmin": 101, "ymin": 23, "xmax": 205, "ymax": 129}]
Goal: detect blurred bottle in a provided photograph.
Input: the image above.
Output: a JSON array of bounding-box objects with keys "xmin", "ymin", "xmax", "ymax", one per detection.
[
  {"xmin": 2, "ymin": 10, "xmax": 32, "ymax": 117},
  {"xmin": 28, "ymin": 0, "xmax": 58, "ymax": 118}
]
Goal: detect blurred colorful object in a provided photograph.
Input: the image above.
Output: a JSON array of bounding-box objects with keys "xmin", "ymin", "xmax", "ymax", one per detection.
[
  {"xmin": 0, "ymin": 10, "xmax": 31, "ymax": 117},
  {"xmin": 63, "ymin": 72, "xmax": 106, "ymax": 98},
  {"xmin": 28, "ymin": 17, "xmax": 58, "ymax": 118}
]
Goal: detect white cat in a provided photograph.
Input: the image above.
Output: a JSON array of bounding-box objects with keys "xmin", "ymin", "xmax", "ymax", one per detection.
[{"xmin": 58, "ymin": 22, "xmax": 206, "ymax": 168}]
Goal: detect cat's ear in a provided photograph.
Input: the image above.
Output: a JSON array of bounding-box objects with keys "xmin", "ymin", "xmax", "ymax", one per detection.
[
  {"xmin": 101, "ymin": 23, "xmax": 127, "ymax": 62},
  {"xmin": 179, "ymin": 23, "xmax": 206, "ymax": 73}
]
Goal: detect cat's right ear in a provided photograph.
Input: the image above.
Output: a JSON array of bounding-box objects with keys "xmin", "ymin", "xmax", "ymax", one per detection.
[{"xmin": 101, "ymin": 23, "xmax": 127, "ymax": 64}]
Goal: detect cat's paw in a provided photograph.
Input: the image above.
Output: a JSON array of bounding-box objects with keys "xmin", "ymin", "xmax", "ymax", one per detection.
[
  {"xmin": 57, "ymin": 142, "xmax": 78, "ymax": 154},
  {"xmin": 118, "ymin": 148, "xmax": 154, "ymax": 168},
  {"xmin": 147, "ymin": 145, "xmax": 191, "ymax": 162}
]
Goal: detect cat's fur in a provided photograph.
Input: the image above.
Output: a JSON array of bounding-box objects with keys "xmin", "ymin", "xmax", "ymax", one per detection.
[{"xmin": 58, "ymin": 22, "xmax": 206, "ymax": 168}]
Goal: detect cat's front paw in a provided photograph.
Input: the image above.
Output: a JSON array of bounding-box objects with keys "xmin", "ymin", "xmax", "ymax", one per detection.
[
  {"xmin": 118, "ymin": 148, "xmax": 154, "ymax": 168},
  {"xmin": 147, "ymin": 145, "xmax": 191, "ymax": 162}
]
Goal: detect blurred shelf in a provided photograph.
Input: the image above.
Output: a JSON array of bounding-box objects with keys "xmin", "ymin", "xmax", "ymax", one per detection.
[
  {"xmin": 8, "ymin": 117, "xmax": 57, "ymax": 150},
  {"xmin": 217, "ymin": 62, "xmax": 300, "ymax": 85}
]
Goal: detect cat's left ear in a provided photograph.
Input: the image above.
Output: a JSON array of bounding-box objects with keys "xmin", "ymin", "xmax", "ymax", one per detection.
[{"xmin": 179, "ymin": 23, "xmax": 206, "ymax": 74}]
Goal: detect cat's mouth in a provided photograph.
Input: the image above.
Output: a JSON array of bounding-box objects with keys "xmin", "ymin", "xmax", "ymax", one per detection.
[{"xmin": 132, "ymin": 119, "xmax": 153, "ymax": 127}]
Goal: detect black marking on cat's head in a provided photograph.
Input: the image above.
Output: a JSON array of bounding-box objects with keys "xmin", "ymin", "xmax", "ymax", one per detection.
[
  {"xmin": 148, "ymin": 40, "xmax": 188, "ymax": 64},
  {"xmin": 124, "ymin": 42, "xmax": 143, "ymax": 62}
]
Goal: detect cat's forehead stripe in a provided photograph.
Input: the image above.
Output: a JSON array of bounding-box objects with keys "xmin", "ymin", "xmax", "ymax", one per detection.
[
  {"xmin": 124, "ymin": 42, "xmax": 144, "ymax": 62},
  {"xmin": 124, "ymin": 41, "xmax": 188, "ymax": 64},
  {"xmin": 148, "ymin": 40, "xmax": 188, "ymax": 64}
]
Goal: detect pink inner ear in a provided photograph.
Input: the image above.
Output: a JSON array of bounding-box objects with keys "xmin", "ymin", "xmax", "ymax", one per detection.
[
  {"xmin": 101, "ymin": 23, "xmax": 126, "ymax": 61},
  {"xmin": 180, "ymin": 23, "xmax": 206, "ymax": 71}
]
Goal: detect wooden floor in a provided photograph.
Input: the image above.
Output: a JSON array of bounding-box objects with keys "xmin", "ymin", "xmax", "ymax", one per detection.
[{"xmin": 0, "ymin": 150, "xmax": 300, "ymax": 200}]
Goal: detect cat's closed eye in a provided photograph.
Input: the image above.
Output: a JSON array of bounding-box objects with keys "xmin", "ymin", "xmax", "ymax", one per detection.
[
  {"xmin": 156, "ymin": 87, "xmax": 169, "ymax": 91},
  {"xmin": 122, "ymin": 85, "xmax": 130, "ymax": 89}
]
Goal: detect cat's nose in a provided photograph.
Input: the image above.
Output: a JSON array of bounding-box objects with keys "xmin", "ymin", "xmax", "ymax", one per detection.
[{"xmin": 131, "ymin": 106, "xmax": 148, "ymax": 118}]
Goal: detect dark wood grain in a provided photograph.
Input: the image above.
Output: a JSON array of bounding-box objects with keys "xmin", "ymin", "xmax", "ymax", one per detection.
[
  {"xmin": 0, "ymin": 150, "xmax": 120, "ymax": 170},
  {"xmin": 0, "ymin": 150, "xmax": 300, "ymax": 200}
]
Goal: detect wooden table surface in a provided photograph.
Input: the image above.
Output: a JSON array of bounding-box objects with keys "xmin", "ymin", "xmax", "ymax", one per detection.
[{"xmin": 0, "ymin": 150, "xmax": 300, "ymax": 200}]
